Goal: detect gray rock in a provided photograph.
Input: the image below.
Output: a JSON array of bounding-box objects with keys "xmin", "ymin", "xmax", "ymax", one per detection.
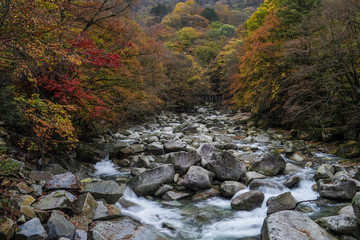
[
  {"xmin": 81, "ymin": 180, "xmax": 125, "ymax": 204},
  {"xmin": 353, "ymin": 193, "xmax": 360, "ymax": 224},
  {"xmin": 249, "ymin": 179, "xmax": 285, "ymax": 191},
  {"xmin": 338, "ymin": 205, "xmax": 355, "ymax": 218},
  {"xmin": 47, "ymin": 212, "xmax": 75, "ymax": 240},
  {"xmin": 261, "ymin": 210, "xmax": 335, "ymax": 240},
  {"xmin": 318, "ymin": 179, "xmax": 357, "ymax": 200},
  {"xmin": 242, "ymin": 171, "xmax": 266, "ymax": 185},
  {"xmin": 314, "ymin": 164, "xmax": 335, "ymax": 180},
  {"xmin": 207, "ymin": 152, "xmax": 246, "ymax": 180},
  {"xmin": 267, "ymin": 192, "xmax": 297, "ymax": 215},
  {"xmin": 93, "ymin": 201, "xmax": 108, "ymax": 220},
  {"xmin": 287, "ymin": 151, "xmax": 306, "ymax": 162},
  {"xmin": 196, "ymin": 143, "xmax": 215, "ymax": 165},
  {"xmin": 284, "ymin": 163, "xmax": 302, "ymax": 175},
  {"xmin": 29, "ymin": 171, "xmax": 53, "ymax": 182},
  {"xmin": 154, "ymin": 185, "xmax": 173, "ymax": 197},
  {"xmin": 46, "ymin": 172, "xmax": 78, "ymax": 190},
  {"xmin": 284, "ymin": 176, "xmax": 300, "ymax": 188},
  {"xmin": 138, "ymin": 155, "xmax": 155, "ymax": 168},
  {"xmin": 74, "ymin": 193, "xmax": 98, "ymax": 221},
  {"xmin": 168, "ymin": 151, "xmax": 201, "ymax": 174},
  {"xmin": 74, "ymin": 230, "xmax": 87, "ymax": 240},
  {"xmin": 249, "ymin": 151, "xmax": 286, "ymax": 176},
  {"xmin": 316, "ymin": 215, "xmax": 360, "ymax": 238},
  {"xmin": 283, "ymin": 140, "xmax": 306, "ymax": 153},
  {"xmin": 184, "ymin": 166, "xmax": 215, "ymax": 190},
  {"xmin": 130, "ymin": 144, "xmax": 146, "ymax": 153},
  {"xmin": 254, "ymin": 133, "xmax": 272, "ymax": 143},
  {"xmin": 16, "ymin": 218, "xmax": 47, "ymax": 240},
  {"xmin": 76, "ymin": 144, "xmax": 104, "ymax": 163},
  {"xmin": 131, "ymin": 168, "xmax": 146, "ymax": 176},
  {"xmin": 163, "ymin": 140, "xmax": 186, "ymax": 153},
  {"xmin": 231, "ymin": 190, "xmax": 264, "ymax": 211},
  {"xmin": 220, "ymin": 181, "xmax": 247, "ymax": 197},
  {"xmin": 128, "ymin": 164, "xmax": 175, "ymax": 196},
  {"xmin": 162, "ymin": 191, "xmax": 190, "ymax": 200},
  {"xmin": 32, "ymin": 191, "xmax": 76, "ymax": 210}
]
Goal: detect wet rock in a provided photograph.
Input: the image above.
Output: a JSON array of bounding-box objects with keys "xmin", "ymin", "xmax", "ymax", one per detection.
[
  {"xmin": 318, "ymin": 179, "xmax": 357, "ymax": 200},
  {"xmin": 191, "ymin": 188, "xmax": 220, "ymax": 201},
  {"xmin": 81, "ymin": 180, "xmax": 125, "ymax": 204},
  {"xmin": 184, "ymin": 166, "xmax": 215, "ymax": 190},
  {"xmin": 207, "ymin": 152, "xmax": 246, "ymax": 181},
  {"xmin": 168, "ymin": 151, "xmax": 201, "ymax": 174},
  {"xmin": 261, "ymin": 210, "xmax": 335, "ymax": 240},
  {"xmin": 76, "ymin": 143, "xmax": 104, "ymax": 164},
  {"xmin": 353, "ymin": 193, "xmax": 360, "ymax": 224},
  {"xmin": 316, "ymin": 215, "xmax": 360, "ymax": 238},
  {"xmin": 75, "ymin": 193, "xmax": 98, "ymax": 220},
  {"xmin": 162, "ymin": 191, "xmax": 190, "ymax": 200},
  {"xmin": 249, "ymin": 179, "xmax": 285, "ymax": 191},
  {"xmin": 47, "ymin": 212, "xmax": 75, "ymax": 240},
  {"xmin": 146, "ymin": 142, "xmax": 164, "ymax": 155},
  {"xmin": 242, "ymin": 171, "xmax": 266, "ymax": 185},
  {"xmin": 16, "ymin": 217, "xmax": 47, "ymax": 240},
  {"xmin": 220, "ymin": 181, "xmax": 247, "ymax": 197},
  {"xmin": 74, "ymin": 230, "xmax": 87, "ymax": 240},
  {"xmin": 128, "ymin": 164, "xmax": 175, "ymax": 196},
  {"xmin": 283, "ymin": 140, "xmax": 306, "ymax": 153},
  {"xmin": 89, "ymin": 218, "xmax": 159, "ymax": 240},
  {"xmin": 314, "ymin": 164, "xmax": 335, "ymax": 180},
  {"xmin": 130, "ymin": 144, "xmax": 146, "ymax": 153},
  {"xmin": 154, "ymin": 185, "xmax": 173, "ymax": 197},
  {"xmin": 0, "ymin": 217, "xmax": 16, "ymax": 240},
  {"xmin": 196, "ymin": 143, "xmax": 215, "ymax": 165},
  {"xmin": 254, "ymin": 133, "xmax": 272, "ymax": 143},
  {"xmin": 249, "ymin": 151, "xmax": 286, "ymax": 176},
  {"xmin": 287, "ymin": 151, "xmax": 306, "ymax": 162},
  {"xmin": 163, "ymin": 140, "xmax": 187, "ymax": 153},
  {"xmin": 284, "ymin": 163, "xmax": 302, "ymax": 175},
  {"xmin": 284, "ymin": 176, "xmax": 300, "ymax": 188},
  {"xmin": 231, "ymin": 190, "xmax": 264, "ymax": 211},
  {"xmin": 46, "ymin": 172, "xmax": 78, "ymax": 190},
  {"xmin": 267, "ymin": 192, "xmax": 297, "ymax": 214},
  {"xmin": 32, "ymin": 191, "xmax": 76, "ymax": 210}
]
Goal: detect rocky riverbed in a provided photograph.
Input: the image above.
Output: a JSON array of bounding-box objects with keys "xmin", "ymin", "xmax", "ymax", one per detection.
[{"xmin": 1, "ymin": 106, "xmax": 360, "ymax": 240}]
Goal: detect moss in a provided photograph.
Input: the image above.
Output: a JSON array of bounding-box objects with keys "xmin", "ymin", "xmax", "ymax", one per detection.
[{"xmin": 335, "ymin": 141, "xmax": 360, "ymax": 158}]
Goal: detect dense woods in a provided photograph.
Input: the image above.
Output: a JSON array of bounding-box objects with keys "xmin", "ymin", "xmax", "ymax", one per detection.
[{"xmin": 1, "ymin": 0, "xmax": 360, "ymax": 156}]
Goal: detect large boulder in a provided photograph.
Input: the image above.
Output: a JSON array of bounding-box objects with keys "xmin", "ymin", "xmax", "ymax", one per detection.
[
  {"xmin": 316, "ymin": 215, "xmax": 360, "ymax": 239},
  {"xmin": 261, "ymin": 210, "xmax": 336, "ymax": 240},
  {"xmin": 283, "ymin": 140, "xmax": 306, "ymax": 153},
  {"xmin": 47, "ymin": 212, "xmax": 75, "ymax": 240},
  {"xmin": 353, "ymin": 193, "xmax": 360, "ymax": 224},
  {"xmin": 163, "ymin": 140, "xmax": 186, "ymax": 153},
  {"xmin": 267, "ymin": 192, "xmax": 297, "ymax": 215},
  {"xmin": 231, "ymin": 190, "xmax": 264, "ymax": 211},
  {"xmin": 314, "ymin": 164, "xmax": 335, "ymax": 180},
  {"xmin": 318, "ymin": 179, "xmax": 357, "ymax": 200},
  {"xmin": 32, "ymin": 191, "xmax": 76, "ymax": 210},
  {"xmin": 207, "ymin": 152, "xmax": 246, "ymax": 180},
  {"xmin": 89, "ymin": 218, "xmax": 159, "ymax": 240},
  {"xmin": 168, "ymin": 151, "xmax": 201, "ymax": 174},
  {"xmin": 249, "ymin": 179, "xmax": 285, "ymax": 191},
  {"xmin": 249, "ymin": 151, "xmax": 286, "ymax": 176},
  {"xmin": 81, "ymin": 180, "xmax": 125, "ymax": 204},
  {"xmin": 220, "ymin": 181, "xmax": 247, "ymax": 197},
  {"xmin": 76, "ymin": 143, "xmax": 104, "ymax": 163},
  {"xmin": 16, "ymin": 218, "xmax": 47, "ymax": 240},
  {"xmin": 184, "ymin": 166, "xmax": 215, "ymax": 190},
  {"xmin": 128, "ymin": 164, "xmax": 175, "ymax": 196},
  {"xmin": 46, "ymin": 172, "xmax": 78, "ymax": 190}
]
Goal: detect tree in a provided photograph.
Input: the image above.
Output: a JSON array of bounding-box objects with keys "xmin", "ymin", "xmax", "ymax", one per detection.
[{"xmin": 201, "ymin": 8, "xmax": 219, "ymax": 22}]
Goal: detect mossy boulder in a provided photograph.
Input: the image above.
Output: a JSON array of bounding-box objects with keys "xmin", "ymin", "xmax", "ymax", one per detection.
[{"xmin": 335, "ymin": 141, "xmax": 360, "ymax": 158}]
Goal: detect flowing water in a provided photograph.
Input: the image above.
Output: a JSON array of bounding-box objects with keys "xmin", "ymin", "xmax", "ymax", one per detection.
[{"xmin": 92, "ymin": 109, "xmax": 344, "ymax": 240}]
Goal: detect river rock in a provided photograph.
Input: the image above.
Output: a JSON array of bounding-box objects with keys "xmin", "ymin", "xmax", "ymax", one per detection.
[
  {"xmin": 249, "ymin": 151, "xmax": 286, "ymax": 176},
  {"xmin": 162, "ymin": 191, "xmax": 190, "ymax": 200},
  {"xmin": 353, "ymin": 193, "xmax": 360, "ymax": 224},
  {"xmin": 261, "ymin": 210, "xmax": 335, "ymax": 240},
  {"xmin": 338, "ymin": 205, "xmax": 355, "ymax": 217},
  {"xmin": 130, "ymin": 144, "xmax": 146, "ymax": 153},
  {"xmin": 0, "ymin": 217, "xmax": 15, "ymax": 240},
  {"xmin": 163, "ymin": 140, "xmax": 186, "ymax": 153},
  {"xmin": 128, "ymin": 164, "xmax": 175, "ymax": 196},
  {"xmin": 146, "ymin": 142, "xmax": 164, "ymax": 155},
  {"xmin": 76, "ymin": 143, "xmax": 104, "ymax": 163},
  {"xmin": 47, "ymin": 212, "xmax": 75, "ymax": 240},
  {"xmin": 46, "ymin": 172, "xmax": 78, "ymax": 190},
  {"xmin": 154, "ymin": 184, "xmax": 173, "ymax": 197},
  {"xmin": 249, "ymin": 179, "xmax": 285, "ymax": 191},
  {"xmin": 267, "ymin": 192, "xmax": 297, "ymax": 214},
  {"xmin": 81, "ymin": 180, "xmax": 125, "ymax": 204},
  {"xmin": 284, "ymin": 176, "xmax": 300, "ymax": 188},
  {"xmin": 316, "ymin": 215, "xmax": 360, "ymax": 238},
  {"xmin": 220, "ymin": 181, "xmax": 247, "ymax": 197},
  {"xmin": 314, "ymin": 164, "xmax": 335, "ymax": 180},
  {"xmin": 207, "ymin": 152, "xmax": 246, "ymax": 180},
  {"xmin": 16, "ymin": 217, "xmax": 47, "ymax": 240},
  {"xmin": 287, "ymin": 151, "xmax": 306, "ymax": 161},
  {"xmin": 284, "ymin": 163, "xmax": 302, "ymax": 175},
  {"xmin": 74, "ymin": 193, "xmax": 98, "ymax": 220},
  {"xmin": 89, "ymin": 218, "xmax": 159, "ymax": 240},
  {"xmin": 283, "ymin": 140, "xmax": 306, "ymax": 153},
  {"xmin": 318, "ymin": 179, "xmax": 357, "ymax": 200},
  {"xmin": 196, "ymin": 143, "xmax": 215, "ymax": 165},
  {"xmin": 168, "ymin": 151, "xmax": 201, "ymax": 174},
  {"xmin": 191, "ymin": 188, "xmax": 220, "ymax": 201},
  {"xmin": 184, "ymin": 166, "xmax": 214, "ymax": 190},
  {"xmin": 242, "ymin": 171, "xmax": 266, "ymax": 185},
  {"xmin": 231, "ymin": 190, "xmax": 264, "ymax": 211},
  {"xmin": 254, "ymin": 133, "xmax": 272, "ymax": 143},
  {"xmin": 32, "ymin": 191, "xmax": 76, "ymax": 210}
]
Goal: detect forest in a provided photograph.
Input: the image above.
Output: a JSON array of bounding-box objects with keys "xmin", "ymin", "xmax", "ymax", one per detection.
[{"xmin": 1, "ymin": 0, "xmax": 360, "ymax": 156}]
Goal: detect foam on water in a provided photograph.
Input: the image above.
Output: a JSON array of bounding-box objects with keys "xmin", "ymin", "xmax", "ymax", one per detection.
[{"xmin": 94, "ymin": 153, "xmax": 121, "ymax": 176}]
